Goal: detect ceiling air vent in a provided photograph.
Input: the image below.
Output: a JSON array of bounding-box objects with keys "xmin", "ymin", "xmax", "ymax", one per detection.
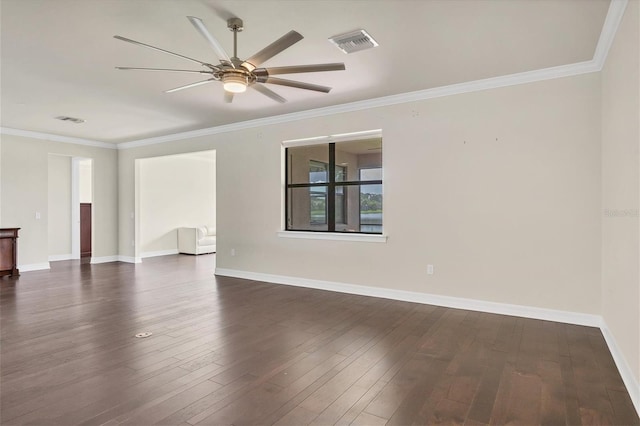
[
  {"xmin": 55, "ymin": 116, "xmax": 85, "ymax": 124},
  {"xmin": 329, "ymin": 29, "xmax": 378, "ymax": 54}
]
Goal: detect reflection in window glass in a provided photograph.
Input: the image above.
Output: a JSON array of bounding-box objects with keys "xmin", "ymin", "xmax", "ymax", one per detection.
[{"xmin": 360, "ymin": 168, "xmax": 383, "ymax": 181}]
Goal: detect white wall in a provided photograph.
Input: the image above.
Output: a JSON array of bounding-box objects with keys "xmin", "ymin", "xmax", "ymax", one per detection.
[
  {"xmin": 47, "ymin": 154, "xmax": 72, "ymax": 257},
  {"xmin": 601, "ymin": 0, "xmax": 640, "ymax": 394},
  {"xmin": 138, "ymin": 150, "xmax": 215, "ymax": 255},
  {"xmin": 119, "ymin": 73, "xmax": 602, "ymax": 316},
  {"xmin": 0, "ymin": 135, "xmax": 118, "ymax": 267}
]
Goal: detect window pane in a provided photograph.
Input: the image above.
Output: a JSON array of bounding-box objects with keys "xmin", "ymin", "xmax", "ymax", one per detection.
[
  {"xmin": 310, "ymin": 186, "xmax": 327, "ymax": 224},
  {"xmin": 309, "ymin": 160, "xmax": 328, "ymax": 184},
  {"xmin": 360, "ymin": 167, "xmax": 382, "ymax": 181},
  {"xmin": 287, "ymin": 186, "xmax": 328, "ymax": 231},
  {"xmin": 360, "ymin": 184, "xmax": 382, "ymax": 233},
  {"xmin": 287, "ymin": 145, "xmax": 329, "ymax": 184},
  {"xmin": 285, "ymin": 138, "xmax": 383, "ymax": 235},
  {"xmin": 335, "ymin": 185, "xmax": 346, "ymax": 225}
]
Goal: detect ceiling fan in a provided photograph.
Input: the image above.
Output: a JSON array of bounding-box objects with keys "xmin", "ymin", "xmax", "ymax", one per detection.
[{"xmin": 114, "ymin": 16, "xmax": 346, "ymax": 103}]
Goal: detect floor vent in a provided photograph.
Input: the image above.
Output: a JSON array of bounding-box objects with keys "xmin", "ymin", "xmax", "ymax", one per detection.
[
  {"xmin": 329, "ymin": 29, "xmax": 378, "ymax": 54},
  {"xmin": 55, "ymin": 116, "xmax": 85, "ymax": 124}
]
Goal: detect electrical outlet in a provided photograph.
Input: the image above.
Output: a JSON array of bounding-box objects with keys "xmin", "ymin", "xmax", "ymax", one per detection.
[
  {"xmin": 427, "ymin": 264, "xmax": 434, "ymax": 275},
  {"xmin": 230, "ymin": 248, "xmax": 236, "ymax": 256},
  {"xmin": 35, "ymin": 211, "xmax": 41, "ymax": 220}
]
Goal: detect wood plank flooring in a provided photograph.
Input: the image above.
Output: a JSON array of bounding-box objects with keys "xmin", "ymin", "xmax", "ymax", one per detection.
[{"xmin": 1, "ymin": 255, "xmax": 637, "ymax": 425}]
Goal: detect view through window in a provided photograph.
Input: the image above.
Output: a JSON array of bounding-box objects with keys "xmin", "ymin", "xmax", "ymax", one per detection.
[{"xmin": 286, "ymin": 137, "xmax": 382, "ymax": 234}]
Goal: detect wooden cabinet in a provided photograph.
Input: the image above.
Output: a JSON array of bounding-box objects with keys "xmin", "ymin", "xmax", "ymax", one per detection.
[{"xmin": 0, "ymin": 228, "xmax": 20, "ymax": 277}]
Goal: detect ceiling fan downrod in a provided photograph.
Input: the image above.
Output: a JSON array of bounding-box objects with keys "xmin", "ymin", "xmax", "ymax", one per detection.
[{"xmin": 227, "ymin": 18, "xmax": 243, "ymax": 62}]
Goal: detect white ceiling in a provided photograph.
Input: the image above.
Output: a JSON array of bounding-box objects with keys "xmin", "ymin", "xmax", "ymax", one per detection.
[{"xmin": 1, "ymin": 0, "xmax": 610, "ymax": 144}]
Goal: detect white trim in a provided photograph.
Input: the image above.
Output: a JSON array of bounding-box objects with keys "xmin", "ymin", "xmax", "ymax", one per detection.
[
  {"xmin": 214, "ymin": 267, "xmax": 639, "ymax": 416},
  {"xmin": 118, "ymin": 60, "xmax": 600, "ymax": 150},
  {"xmin": 282, "ymin": 129, "xmax": 382, "ymax": 148},
  {"xmin": 0, "ymin": 2, "xmax": 626, "ymax": 151},
  {"xmin": 118, "ymin": 255, "xmax": 142, "ymax": 264},
  {"xmin": 601, "ymin": 322, "xmax": 640, "ymax": 414},
  {"xmin": 89, "ymin": 255, "xmax": 141, "ymax": 264},
  {"xmin": 214, "ymin": 268, "xmax": 600, "ymax": 327},
  {"xmin": 18, "ymin": 262, "xmax": 51, "ymax": 272},
  {"xmin": 48, "ymin": 254, "xmax": 73, "ymax": 262},
  {"xmin": 593, "ymin": 0, "xmax": 629, "ymax": 70},
  {"xmin": 277, "ymin": 231, "xmax": 387, "ymax": 243},
  {"xmin": 90, "ymin": 255, "xmax": 119, "ymax": 264},
  {"xmin": 140, "ymin": 249, "xmax": 179, "ymax": 258},
  {"xmin": 0, "ymin": 127, "xmax": 116, "ymax": 149}
]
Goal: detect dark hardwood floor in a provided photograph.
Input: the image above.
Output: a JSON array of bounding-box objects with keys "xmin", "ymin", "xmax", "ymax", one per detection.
[{"xmin": 1, "ymin": 255, "xmax": 637, "ymax": 425}]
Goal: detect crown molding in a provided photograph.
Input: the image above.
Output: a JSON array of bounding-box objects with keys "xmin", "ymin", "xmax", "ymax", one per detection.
[
  {"xmin": 593, "ymin": 0, "xmax": 629, "ymax": 70},
  {"xmin": 0, "ymin": 127, "xmax": 116, "ymax": 149},
  {"xmin": 2, "ymin": 0, "xmax": 628, "ymax": 151},
  {"xmin": 118, "ymin": 59, "xmax": 601, "ymax": 150}
]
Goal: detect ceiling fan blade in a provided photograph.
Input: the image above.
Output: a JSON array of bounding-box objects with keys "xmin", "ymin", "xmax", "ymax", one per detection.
[
  {"xmin": 224, "ymin": 91, "xmax": 234, "ymax": 103},
  {"xmin": 250, "ymin": 84, "xmax": 286, "ymax": 103},
  {"xmin": 114, "ymin": 35, "xmax": 215, "ymax": 68},
  {"xmin": 187, "ymin": 16, "xmax": 232, "ymax": 65},
  {"xmin": 116, "ymin": 67, "xmax": 214, "ymax": 74},
  {"xmin": 258, "ymin": 76, "xmax": 331, "ymax": 93},
  {"xmin": 241, "ymin": 30, "xmax": 303, "ymax": 71},
  {"xmin": 256, "ymin": 63, "xmax": 345, "ymax": 76},
  {"xmin": 164, "ymin": 78, "xmax": 216, "ymax": 93}
]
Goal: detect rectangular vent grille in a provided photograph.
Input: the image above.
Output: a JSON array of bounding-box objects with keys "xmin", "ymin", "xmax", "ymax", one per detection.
[
  {"xmin": 329, "ymin": 29, "xmax": 378, "ymax": 54},
  {"xmin": 55, "ymin": 116, "xmax": 85, "ymax": 124}
]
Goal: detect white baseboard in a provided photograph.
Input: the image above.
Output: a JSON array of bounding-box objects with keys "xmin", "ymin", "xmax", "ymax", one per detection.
[
  {"xmin": 90, "ymin": 255, "xmax": 141, "ymax": 264},
  {"xmin": 140, "ymin": 249, "xmax": 179, "ymax": 259},
  {"xmin": 18, "ymin": 262, "xmax": 51, "ymax": 272},
  {"xmin": 214, "ymin": 267, "xmax": 639, "ymax": 417},
  {"xmin": 601, "ymin": 322, "xmax": 640, "ymax": 414},
  {"xmin": 48, "ymin": 254, "xmax": 73, "ymax": 262},
  {"xmin": 214, "ymin": 268, "xmax": 601, "ymax": 327},
  {"xmin": 90, "ymin": 256, "xmax": 119, "ymax": 264}
]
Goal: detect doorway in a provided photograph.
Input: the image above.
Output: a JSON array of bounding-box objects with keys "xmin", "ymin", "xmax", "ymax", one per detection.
[
  {"xmin": 71, "ymin": 158, "xmax": 93, "ymax": 260},
  {"xmin": 80, "ymin": 203, "xmax": 92, "ymax": 257},
  {"xmin": 47, "ymin": 156, "xmax": 93, "ymax": 262}
]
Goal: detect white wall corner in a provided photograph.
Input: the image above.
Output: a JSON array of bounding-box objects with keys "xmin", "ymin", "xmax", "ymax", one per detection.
[
  {"xmin": 18, "ymin": 262, "xmax": 51, "ymax": 272},
  {"xmin": 140, "ymin": 249, "xmax": 179, "ymax": 259},
  {"xmin": 118, "ymin": 255, "xmax": 142, "ymax": 264},
  {"xmin": 600, "ymin": 320, "xmax": 640, "ymax": 415},
  {"xmin": 593, "ymin": 0, "xmax": 629, "ymax": 70},
  {"xmin": 48, "ymin": 254, "xmax": 73, "ymax": 262},
  {"xmin": 91, "ymin": 255, "xmax": 141, "ymax": 264},
  {"xmin": 90, "ymin": 255, "xmax": 119, "ymax": 264}
]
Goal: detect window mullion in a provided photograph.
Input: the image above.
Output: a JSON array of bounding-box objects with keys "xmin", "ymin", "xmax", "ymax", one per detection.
[{"xmin": 328, "ymin": 144, "xmax": 336, "ymax": 232}]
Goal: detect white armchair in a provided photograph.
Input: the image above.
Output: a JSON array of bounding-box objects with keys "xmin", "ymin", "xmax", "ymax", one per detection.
[{"xmin": 178, "ymin": 226, "xmax": 216, "ymax": 255}]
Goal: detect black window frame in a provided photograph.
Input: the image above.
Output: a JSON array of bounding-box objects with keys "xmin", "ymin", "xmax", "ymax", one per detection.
[{"xmin": 285, "ymin": 142, "xmax": 383, "ymax": 234}]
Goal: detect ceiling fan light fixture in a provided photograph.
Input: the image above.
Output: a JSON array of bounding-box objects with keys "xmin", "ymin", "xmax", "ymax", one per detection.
[{"xmin": 222, "ymin": 73, "xmax": 248, "ymax": 93}]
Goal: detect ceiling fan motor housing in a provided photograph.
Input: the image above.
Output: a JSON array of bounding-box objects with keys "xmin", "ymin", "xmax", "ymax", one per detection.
[{"xmin": 227, "ymin": 18, "xmax": 243, "ymax": 32}]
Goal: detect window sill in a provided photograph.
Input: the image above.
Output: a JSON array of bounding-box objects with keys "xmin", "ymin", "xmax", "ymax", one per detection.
[{"xmin": 277, "ymin": 231, "xmax": 387, "ymax": 243}]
